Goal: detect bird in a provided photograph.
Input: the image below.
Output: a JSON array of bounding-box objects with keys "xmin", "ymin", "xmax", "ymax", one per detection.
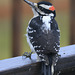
[{"xmin": 24, "ymin": 0, "xmax": 60, "ymax": 75}]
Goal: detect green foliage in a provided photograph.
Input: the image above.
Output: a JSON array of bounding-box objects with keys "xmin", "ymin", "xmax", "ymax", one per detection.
[{"xmin": 0, "ymin": 20, "xmax": 12, "ymax": 60}]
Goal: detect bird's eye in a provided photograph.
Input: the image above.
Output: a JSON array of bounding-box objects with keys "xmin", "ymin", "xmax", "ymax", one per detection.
[
  {"xmin": 41, "ymin": 7, "xmax": 44, "ymax": 10},
  {"xmin": 39, "ymin": 6, "xmax": 44, "ymax": 11}
]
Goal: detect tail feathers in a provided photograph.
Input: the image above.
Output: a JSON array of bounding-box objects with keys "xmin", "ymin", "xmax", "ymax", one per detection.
[{"xmin": 42, "ymin": 56, "xmax": 54, "ymax": 75}]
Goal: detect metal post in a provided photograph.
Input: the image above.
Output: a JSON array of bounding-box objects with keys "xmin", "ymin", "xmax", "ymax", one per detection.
[
  {"xmin": 70, "ymin": 0, "xmax": 75, "ymax": 44},
  {"xmin": 12, "ymin": 0, "xmax": 22, "ymax": 57}
]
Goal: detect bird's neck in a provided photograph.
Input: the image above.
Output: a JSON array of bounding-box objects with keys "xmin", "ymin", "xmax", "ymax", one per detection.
[
  {"xmin": 41, "ymin": 13, "xmax": 54, "ymax": 21},
  {"xmin": 41, "ymin": 13, "xmax": 55, "ymax": 20}
]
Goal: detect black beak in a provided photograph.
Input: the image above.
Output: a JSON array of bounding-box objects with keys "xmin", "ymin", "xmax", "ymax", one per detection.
[
  {"xmin": 24, "ymin": 0, "xmax": 36, "ymax": 8},
  {"xmin": 24, "ymin": 0, "xmax": 40, "ymax": 15}
]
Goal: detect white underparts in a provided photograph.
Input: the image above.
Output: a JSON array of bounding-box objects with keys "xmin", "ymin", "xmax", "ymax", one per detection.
[
  {"xmin": 28, "ymin": 30, "xmax": 36, "ymax": 33},
  {"xmin": 57, "ymin": 30, "xmax": 60, "ymax": 32}
]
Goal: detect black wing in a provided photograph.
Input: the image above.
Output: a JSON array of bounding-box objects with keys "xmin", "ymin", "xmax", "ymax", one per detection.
[{"xmin": 27, "ymin": 16, "xmax": 60, "ymax": 55}]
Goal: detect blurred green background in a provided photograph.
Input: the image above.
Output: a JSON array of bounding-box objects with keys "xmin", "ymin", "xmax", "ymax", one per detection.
[{"xmin": 0, "ymin": 0, "xmax": 70, "ymax": 60}]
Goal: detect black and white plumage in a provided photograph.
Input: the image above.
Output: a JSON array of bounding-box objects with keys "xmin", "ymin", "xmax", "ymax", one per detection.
[{"xmin": 24, "ymin": 0, "xmax": 60, "ymax": 75}]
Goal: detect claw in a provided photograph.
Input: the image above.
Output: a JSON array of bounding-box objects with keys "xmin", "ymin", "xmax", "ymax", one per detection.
[{"xmin": 22, "ymin": 52, "xmax": 33, "ymax": 59}]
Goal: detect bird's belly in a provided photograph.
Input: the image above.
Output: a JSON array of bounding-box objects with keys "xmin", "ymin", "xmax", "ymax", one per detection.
[{"xmin": 27, "ymin": 29, "xmax": 60, "ymax": 54}]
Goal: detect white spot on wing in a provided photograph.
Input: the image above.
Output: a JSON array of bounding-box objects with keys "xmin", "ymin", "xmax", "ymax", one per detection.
[
  {"xmin": 34, "ymin": 45, "xmax": 41, "ymax": 48},
  {"xmin": 38, "ymin": 54, "xmax": 44, "ymax": 58},
  {"xmin": 28, "ymin": 26, "xmax": 32, "ymax": 29},
  {"xmin": 28, "ymin": 31, "xmax": 34, "ymax": 33},
  {"xmin": 57, "ymin": 30, "xmax": 60, "ymax": 32},
  {"xmin": 42, "ymin": 59, "xmax": 45, "ymax": 61},
  {"xmin": 27, "ymin": 26, "xmax": 36, "ymax": 33},
  {"xmin": 55, "ymin": 42, "xmax": 60, "ymax": 48},
  {"xmin": 36, "ymin": 50, "xmax": 40, "ymax": 52},
  {"xmin": 29, "ymin": 30, "xmax": 36, "ymax": 33},
  {"xmin": 32, "ymin": 41, "xmax": 35, "ymax": 44},
  {"xmin": 54, "ymin": 46, "xmax": 58, "ymax": 52},
  {"xmin": 34, "ymin": 46, "xmax": 38, "ymax": 48},
  {"xmin": 33, "ymin": 30, "xmax": 36, "ymax": 32},
  {"xmin": 29, "ymin": 37, "xmax": 33, "ymax": 39},
  {"xmin": 57, "ymin": 45, "xmax": 60, "ymax": 47}
]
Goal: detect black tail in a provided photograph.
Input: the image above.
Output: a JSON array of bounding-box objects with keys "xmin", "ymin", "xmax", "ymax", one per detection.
[{"xmin": 42, "ymin": 55, "xmax": 53, "ymax": 75}]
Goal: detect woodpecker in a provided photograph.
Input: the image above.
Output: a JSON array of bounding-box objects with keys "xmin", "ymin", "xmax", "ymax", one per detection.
[{"xmin": 24, "ymin": 0, "xmax": 60, "ymax": 75}]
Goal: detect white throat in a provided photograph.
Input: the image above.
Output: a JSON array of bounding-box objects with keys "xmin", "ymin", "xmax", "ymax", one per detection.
[
  {"xmin": 42, "ymin": 16, "xmax": 51, "ymax": 30},
  {"xmin": 42, "ymin": 13, "xmax": 54, "ymax": 33}
]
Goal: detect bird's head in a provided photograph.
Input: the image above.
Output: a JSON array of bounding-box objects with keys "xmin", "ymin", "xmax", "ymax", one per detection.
[{"xmin": 24, "ymin": 0, "xmax": 56, "ymax": 18}]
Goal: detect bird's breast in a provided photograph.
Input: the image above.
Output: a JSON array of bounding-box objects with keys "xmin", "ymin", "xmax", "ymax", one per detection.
[{"xmin": 41, "ymin": 16, "xmax": 52, "ymax": 33}]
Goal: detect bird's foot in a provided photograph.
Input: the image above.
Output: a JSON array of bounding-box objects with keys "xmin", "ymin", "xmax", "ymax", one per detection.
[{"xmin": 22, "ymin": 52, "xmax": 33, "ymax": 59}]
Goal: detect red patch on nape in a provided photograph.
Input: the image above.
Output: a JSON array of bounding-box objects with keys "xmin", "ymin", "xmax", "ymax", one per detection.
[{"xmin": 49, "ymin": 6, "xmax": 55, "ymax": 11}]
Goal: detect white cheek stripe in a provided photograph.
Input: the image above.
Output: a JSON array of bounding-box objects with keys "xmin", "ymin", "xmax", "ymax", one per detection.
[{"xmin": 39, "ymin": 4, "xmax": 51, "ymax": 10}]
